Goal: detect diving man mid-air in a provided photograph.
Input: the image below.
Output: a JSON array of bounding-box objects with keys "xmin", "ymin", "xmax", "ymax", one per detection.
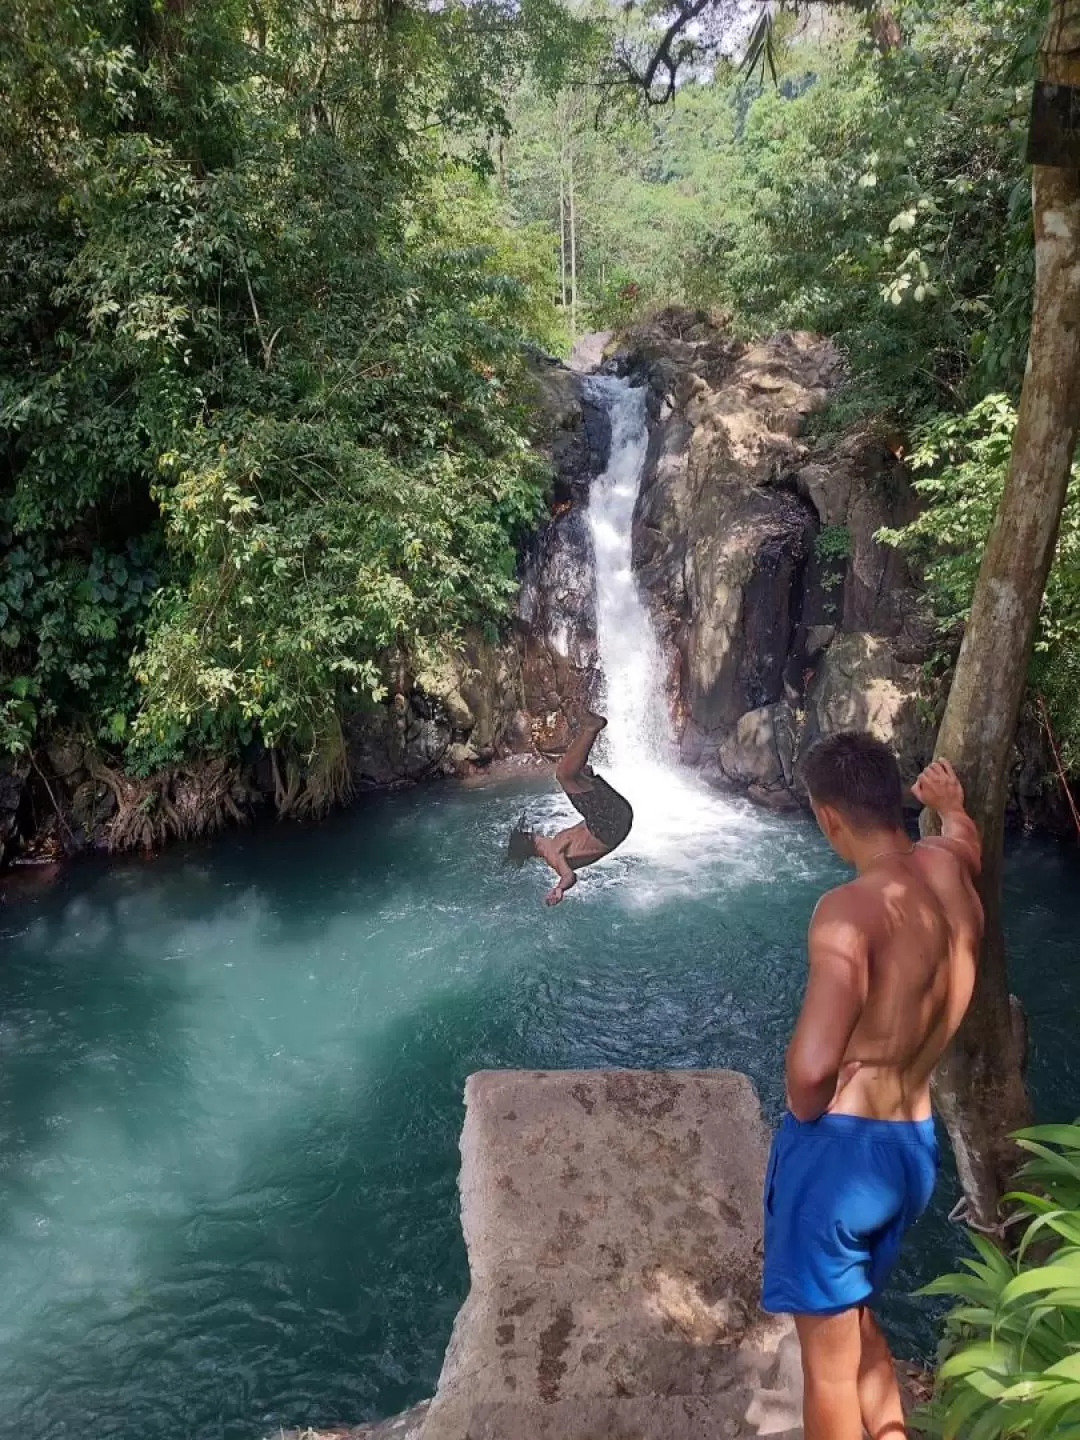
[{"xmin": 505, "ymin": 712, "xmax": 633, "ymax": 905}]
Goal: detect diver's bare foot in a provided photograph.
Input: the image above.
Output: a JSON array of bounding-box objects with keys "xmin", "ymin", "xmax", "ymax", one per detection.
[{"xmin": 582, "ymin": 710, "xmax": 608, "ymax": 732}]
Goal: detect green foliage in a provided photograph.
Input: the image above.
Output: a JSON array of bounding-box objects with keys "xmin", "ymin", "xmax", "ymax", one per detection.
[
  {"xmin": 815, "ymin": 523, "xmax": 851, "ymax": 594},
  {"xmin": 687, "ymin": 1, "xmax": 1040, "ymax": 422},
  {"xmin": 915, "ymin": 1123, "xmax": 1080, "ymax": 1438},
  {"xmin": 816, "ymin": 524, "xmax": 852, "ymax": 563},
  {"xmin": 503, "ymin": 71, "xmax": 743, "ymax": 330},
  {"xmin": 879, "ymin": 396, "xmax": 1080, "ymax": 774},
  {"xmin": 0, "ymin": 526, "xmax": 160, "ymax": 755},
  {"xmin": 505, "ymin": 2, "xmax": 1042, "ymax": 414},
  {"xmin": 1, "ymin": 0, "xmax": 565, "ymax": 771}
]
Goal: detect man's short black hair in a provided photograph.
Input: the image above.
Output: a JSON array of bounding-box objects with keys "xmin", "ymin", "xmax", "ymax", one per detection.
[
  {"xmin": 801, "ymin": 731, "xmax": 904, "ymax": 831},
  {"xmin": 504, "ymin": 816, "xmax": 536, "ymax": 868}
]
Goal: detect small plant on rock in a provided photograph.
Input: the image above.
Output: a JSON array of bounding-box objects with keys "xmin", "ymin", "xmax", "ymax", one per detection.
[{"xmin": 815, "ymin": 523, "xmax": 852, "ymax": 594}]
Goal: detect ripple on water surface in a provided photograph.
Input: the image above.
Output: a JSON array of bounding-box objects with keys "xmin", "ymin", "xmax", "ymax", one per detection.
[{"xmin": 1, "ymin": 774, "xmax": 1079, "ymax": 1440}]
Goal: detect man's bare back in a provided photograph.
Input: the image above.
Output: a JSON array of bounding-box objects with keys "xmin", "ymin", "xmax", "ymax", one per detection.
[
  {"xmin": 786, "ymin": 757, "xmax": 983, "ymax": 1126},
  {"xmin": 824, "ymin": 807, "xmax": 984, "ymax": 1123}
]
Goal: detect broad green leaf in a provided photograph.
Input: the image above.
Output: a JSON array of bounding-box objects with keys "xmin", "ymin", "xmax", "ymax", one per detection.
[{"xmin": 939, "ymin": 1342, "xmax": 1013, "ymax": 1381}]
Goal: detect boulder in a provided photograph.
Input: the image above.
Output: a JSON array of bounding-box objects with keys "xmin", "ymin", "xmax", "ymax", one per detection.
[
  {"xmin": 45, "ymin": 737, "xmax": 87, "ymax": 783},
  {"xmin": 415, "ymin": 658, "xmax": 474, "ymax": 732},
  {"xmin": 802, "ymin": 632, "xmax": 932, "ymax": 793},
  {"xmin": 721, "ymin": 707, "xmax": 780, "ymax": 787},
  {"xmin": 69, "ymin": 778, "xmax": 118, "ymax": 837},
  {"xmin": 804, "ymin": 625, "xmax": 835, "ymax": 661},
  {"xmin": 718, "ymin": 705, "xmax": 788, "ymax": 789},
  {"xmin": 345, "ymin": 635, "xmax": 526, "ymax": 789},
  {"xmin": 526, "ymin": 360, "xmax": 610, "ymax": 506},
  {"xmin": 568, "ymin": 330, "xmax": 615, "ymax": 375}
]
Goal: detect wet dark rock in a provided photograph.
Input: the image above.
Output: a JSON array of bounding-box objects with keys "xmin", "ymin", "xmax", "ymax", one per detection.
[
  {"xmin": 0, "ymin": 757, "xmax": 29, "ymax": 867},
  {"xmin": 517, "ymin": 353, "xmax": 612, "ymax": 752},
  {"xmin": 608, "ymin": 310, "xmax": 937, "ymax": 811}
]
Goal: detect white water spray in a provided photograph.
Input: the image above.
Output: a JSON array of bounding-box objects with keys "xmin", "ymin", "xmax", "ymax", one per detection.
[
  {"xmin": 581, "ymin": 374, "xmax": 762, "ymax": 885},
  {"xmin": 585, "ymin": 377, "xmax": 671, "ymax": 770}
]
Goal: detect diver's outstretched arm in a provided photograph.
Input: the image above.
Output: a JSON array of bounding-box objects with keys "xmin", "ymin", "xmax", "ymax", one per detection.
[{"xmin": 535, "ymin": 834, "xmax": 578, "ymax": 906}]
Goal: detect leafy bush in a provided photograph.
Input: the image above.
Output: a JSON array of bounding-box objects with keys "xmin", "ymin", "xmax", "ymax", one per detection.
[
  {"xmin": 916, "ymin": 1123, "xmax": 1080, "ymax": 1438},
  {"xmin": 0, "ymin": 0, "xmax": 562, "ymax": 775},
  {"xmin": 815, "ymin": 525, "xmax": 852, "ymax": 561},
  {"xmin": 815, "ymin": 523, "xmax": 851, "ymax": 595},
  {"xmin": 878, "ymin": 396, "xmax": 1080, "ymax": 774},
  {"xmin": 685, "ymin": 1, "xmax": 1041, "ymax": 423}
]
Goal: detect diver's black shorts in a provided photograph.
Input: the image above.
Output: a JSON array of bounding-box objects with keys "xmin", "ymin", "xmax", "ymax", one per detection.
[{"xmin": 568, "ymin": 773, "xmax": 633, "ymax": 849}]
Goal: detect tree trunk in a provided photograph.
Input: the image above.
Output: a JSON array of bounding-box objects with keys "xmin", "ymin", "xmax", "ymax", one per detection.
[
  {"xmin": 568, "ymin": 148, "xmax": 578, "ymax": 342},
  {"xmin": 559, "ymin": 165, "xmax": 567, "ymax": 310},
  {"xmin": 926, "ymin": 0, "xmax": 1080, "ymax": 1232}
]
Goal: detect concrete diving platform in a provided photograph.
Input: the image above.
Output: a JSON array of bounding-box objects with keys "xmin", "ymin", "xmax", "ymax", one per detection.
[
  {"xmin": 419, "ymin": 1068, "xmax": 802, "ymax": 1439},
  {"xmin": 284, "ymin": 1068, "xmax": 930, "ymax": 1440}
]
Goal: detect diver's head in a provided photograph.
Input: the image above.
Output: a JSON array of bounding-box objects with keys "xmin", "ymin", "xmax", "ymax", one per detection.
[
  {"xmin": 504, "ymin": 816, "xmax": 539, "ymax": 868},
  {"xmin": 801, "ymin": 731, "xmax": 905, "ymax": 864}
]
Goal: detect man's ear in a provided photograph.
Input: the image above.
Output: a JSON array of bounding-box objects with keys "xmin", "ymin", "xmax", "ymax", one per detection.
[{"xmin": 813, "ymin": 801, "xmax": 844, "ymax": 844}]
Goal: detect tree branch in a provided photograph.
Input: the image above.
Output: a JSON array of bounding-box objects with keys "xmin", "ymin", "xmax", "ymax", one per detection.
[{"xmin": 614, "ymin": 0, "xmax": 716, "ymax": 103}]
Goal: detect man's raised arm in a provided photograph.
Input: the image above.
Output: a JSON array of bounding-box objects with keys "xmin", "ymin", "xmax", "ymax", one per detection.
[{"xmin": 912, "ymin": 759, "xmax": 982, "ymax": 875}]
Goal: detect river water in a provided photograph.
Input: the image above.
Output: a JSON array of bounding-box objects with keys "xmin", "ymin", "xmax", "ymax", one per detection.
[{"xmin": 1, "ymin": 378, "xmax": 1078, "ymax": 1440}]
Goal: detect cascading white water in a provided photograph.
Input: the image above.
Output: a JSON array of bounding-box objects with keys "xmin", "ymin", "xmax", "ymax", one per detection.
[
  {"xmin": 584, "ymin": 376, "xmax": 671, "ymax": 770},
  {"xmin": 581, "ymin": 373, "xmax": 763, "ymax": 886}
]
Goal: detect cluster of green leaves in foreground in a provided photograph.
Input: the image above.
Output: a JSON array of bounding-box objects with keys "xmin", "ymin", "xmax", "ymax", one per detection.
[
  {"xmin": 916, "ymin": 1124, "xmax": 1080, "ymax": 1437},
  {"xmin": 0, "ymin": 0, "xmax": 573, "ymax": 772},
  {"xmin": 880, "ymin": 396, "xmax": 1080, "ymax": 775}
]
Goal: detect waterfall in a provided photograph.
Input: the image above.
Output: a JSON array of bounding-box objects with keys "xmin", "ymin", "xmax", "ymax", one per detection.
[
  {"xmin": 585, "ymin": 376, "xmax": 671, "ymax": 770},
  {"xmin": 581, "ymin": 374, "xmax": 761, "ymax": 885}
]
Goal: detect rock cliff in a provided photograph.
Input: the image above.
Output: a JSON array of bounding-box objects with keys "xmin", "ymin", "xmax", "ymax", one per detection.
[
  {"xmin": 612, "ymin": 313, "xmax": 935, "ymax": 809},
  {"xmin": 609, "ymin": 310, "xmax": 1067, "ymax": 824}
]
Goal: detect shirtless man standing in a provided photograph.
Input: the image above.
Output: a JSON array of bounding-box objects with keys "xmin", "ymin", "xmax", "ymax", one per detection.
[
  {"xmin": 505, "ymin": 711, "xmax": 634, "ymax": 906},
  {"xmin": 762, "ymin": 731, "xmax": 983, "ymax": 1440}
]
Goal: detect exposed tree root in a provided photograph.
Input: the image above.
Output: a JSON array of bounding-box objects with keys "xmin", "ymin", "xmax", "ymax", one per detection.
[
  {"xmin": 271, "ymin": 721, "xmax": 353, "ymax": 822},
  {"xmin": 89, "ymin": 756, "xmax": 248, "ymax": 853}
]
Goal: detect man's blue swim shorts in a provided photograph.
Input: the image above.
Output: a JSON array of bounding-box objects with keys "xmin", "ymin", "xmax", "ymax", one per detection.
[{"xmin": 761, "ymin": 1110, "xmax": 940, "ymax": 1316}]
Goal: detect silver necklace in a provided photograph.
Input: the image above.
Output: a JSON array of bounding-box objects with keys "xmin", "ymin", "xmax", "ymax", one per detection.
[{"xmin": 867, "ymin": 842, "xmax": 916, "ymax": 866}]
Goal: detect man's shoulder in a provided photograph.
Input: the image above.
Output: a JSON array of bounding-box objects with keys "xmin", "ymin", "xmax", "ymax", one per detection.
[
  {"xmin": 810, "ymin": 879, "xmax": 882, "ymax": 932},
  {"xmin": 916, "ymin": 834, "xmax": 966, "ymax": 863}
]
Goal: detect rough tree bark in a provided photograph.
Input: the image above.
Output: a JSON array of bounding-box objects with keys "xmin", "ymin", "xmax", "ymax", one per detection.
[
  {"xmin": 925, "ymin": 0, "xmax": 1080, "ymax": 1232},
  {"xmin": 568, "ymin": 146, "xmax": 578, "ymax": 342},
  {"xmin": 559, "ymin": 165, "xmax": 567, "ymax": 309}
]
